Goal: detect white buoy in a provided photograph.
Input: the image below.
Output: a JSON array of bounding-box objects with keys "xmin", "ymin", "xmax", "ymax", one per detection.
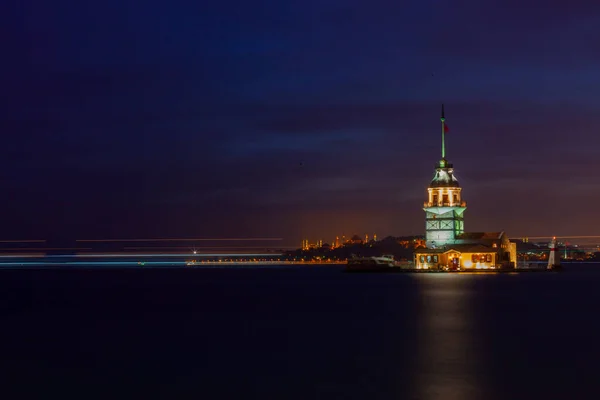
[{"xmin": 547, "ymin": 237, "xmax": 560, "ymax": 270}]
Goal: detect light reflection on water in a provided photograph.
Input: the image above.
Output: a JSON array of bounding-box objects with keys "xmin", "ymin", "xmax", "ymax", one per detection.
[
  {"xmin": 3, "ymin": 265, "xmax": 600, "ymax": 398},
  {"xmin": 411, "ymin": 274, "xmax": 486, "ymax": 400}
]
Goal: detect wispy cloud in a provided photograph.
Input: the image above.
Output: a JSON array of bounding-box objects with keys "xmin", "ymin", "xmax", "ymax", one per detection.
[{"xmin": 2, "ymin": 0, "xmax": 600, "ymax": 241}]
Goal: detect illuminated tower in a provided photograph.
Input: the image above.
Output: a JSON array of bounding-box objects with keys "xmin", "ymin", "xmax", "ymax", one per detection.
[
  {"xmin": 547, "ymin": 237, "xmax": 560, "ymax": 270},
  {"xmin": 423, "ymin": 104, "xmax": 467, "ymax": 247}
]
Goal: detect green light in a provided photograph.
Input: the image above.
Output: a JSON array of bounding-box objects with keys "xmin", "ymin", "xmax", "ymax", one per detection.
[{"xmin": 441, "ymin": 120, "xmax": 446, "ymax": 159}]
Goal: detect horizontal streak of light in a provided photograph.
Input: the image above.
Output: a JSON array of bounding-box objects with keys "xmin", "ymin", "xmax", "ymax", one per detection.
[
  {"xmin": 71, "ymin": 253, "xmax": 282, "ymax": 257},
  {"xmin": 0, "ymin": 262, "xmax": 302, "ymax": 267},
  {"xmin": 510, "ymin": 235, "xmax": 600, "ymax": 239},
  {"xmin": 0, "ymin": 248, "xmax": 93, "ymax": 251},
  {"xmin": 0, "ymin": 254, "xmax": 45, "ymax": 258},
  {"xmin": 0, "ymin": 261, "xmax": 185, "ymax": 266},
  {"xmin": 0, "ymin": 240, "xmax": 46, "ymax": 243},
  {"xmin": 123, "ymin": 246, "xmax": 296, "ymax": 250},
  {"xmin": 0, "ymin": 261, "xmax": 324, "ymax": 267},
  {"xmin": 76, "ymin": 238, "xmax": 283, "ymax": 242}
]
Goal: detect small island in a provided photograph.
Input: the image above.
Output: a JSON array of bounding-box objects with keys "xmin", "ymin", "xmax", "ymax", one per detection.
[{"xmin": 284, "ymin": 106, "xmax": 585, "ymax": 273}]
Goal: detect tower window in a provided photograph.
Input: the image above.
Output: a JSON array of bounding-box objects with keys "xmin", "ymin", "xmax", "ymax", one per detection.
[
  {"xmin": 432, "ymin": 194, "xmax": 438, "ymax": 204},
  {"xmin": 453, "ymin": 194, "xmax": 458, "ymax": 203},
  {"xmin": 442, "ymin": 194, "xmax": 449, "ymax": 204}
]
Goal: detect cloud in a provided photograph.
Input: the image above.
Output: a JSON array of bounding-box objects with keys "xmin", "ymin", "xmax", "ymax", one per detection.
[{"xmin": 2, "ymin": 0, "xmax": 600, "ymax": 242}]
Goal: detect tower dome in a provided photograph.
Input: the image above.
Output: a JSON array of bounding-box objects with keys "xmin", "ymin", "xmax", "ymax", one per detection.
[{"xmin": 429, "ymin": 159, "xmax": 460, "ymax": 188}]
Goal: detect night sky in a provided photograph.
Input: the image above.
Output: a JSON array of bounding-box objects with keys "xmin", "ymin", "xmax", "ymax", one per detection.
[{"xmin": 2, "ymin": 0, "xmax": 600, "ymax": 244}]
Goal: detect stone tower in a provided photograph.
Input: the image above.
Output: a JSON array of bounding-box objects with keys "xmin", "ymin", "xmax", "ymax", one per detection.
[{"xmin": 423, "ymin": 105, "xmax": 467, "ymax": 248}]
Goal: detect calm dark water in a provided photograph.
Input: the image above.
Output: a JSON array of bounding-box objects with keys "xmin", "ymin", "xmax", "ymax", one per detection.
[{"xmin": 1, "ymin": 264, "xmax": 599, "ymax": 399}]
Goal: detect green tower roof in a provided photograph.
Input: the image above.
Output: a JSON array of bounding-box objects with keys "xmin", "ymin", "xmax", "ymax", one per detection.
[
  {"xmin": 430, "ymin": 159, "xmax": 460, "ymax": 188},
  {"xmin": 429, "ymin": 105, "xmax": 460, "ymax": 188}
]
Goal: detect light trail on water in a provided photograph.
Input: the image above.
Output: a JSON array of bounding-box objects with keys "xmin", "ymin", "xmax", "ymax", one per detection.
[
  {"xmin": 510, "ymin": 235, "xmax": 600, "ymax": 239},
  {"xmin": 75, "ymin": 238, "xmax": 284, "ymax": 242},
  {"xmin": 70, "ymin": 253, "xmax": 283, "ymax": 257}
]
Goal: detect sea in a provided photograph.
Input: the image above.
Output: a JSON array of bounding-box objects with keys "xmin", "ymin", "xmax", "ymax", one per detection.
[{"xmin": 1, "ymin": 263, "xmax": 599, "ymax": 399}]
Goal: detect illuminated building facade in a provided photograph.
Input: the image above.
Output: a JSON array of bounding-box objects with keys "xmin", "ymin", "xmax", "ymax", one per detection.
[
  {"xmin": 415, "ymin": 232, "xmax": 516, "ymax": 270},
  {"xmin": 416, "ymin": 105, "xmax": 517, "ymax": 270}
]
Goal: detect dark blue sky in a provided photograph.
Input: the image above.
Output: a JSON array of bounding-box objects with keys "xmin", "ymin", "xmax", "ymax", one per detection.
[{"xmin": 2, "ymin": 0, "xmax": 600, "ymax": 244}]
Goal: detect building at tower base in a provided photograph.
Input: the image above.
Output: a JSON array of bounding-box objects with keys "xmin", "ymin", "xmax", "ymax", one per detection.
[
  {"xmin": 414, "ymin": 105, "xmax": 517, "ymax": 270},
  {"xmin": 415, "ymin": 231, "xmax": 517, "ymax": 270}
]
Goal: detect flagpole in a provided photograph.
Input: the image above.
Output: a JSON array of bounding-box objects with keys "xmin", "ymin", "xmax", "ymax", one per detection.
[{"xmin": 441, "ymin": 104, "xmax": 445, "ymax": 159}]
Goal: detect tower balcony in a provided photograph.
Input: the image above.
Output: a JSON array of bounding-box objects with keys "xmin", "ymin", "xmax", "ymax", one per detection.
[{"xmin": 423, "ymin": 201, "xmax": 467, "ymax": 208}]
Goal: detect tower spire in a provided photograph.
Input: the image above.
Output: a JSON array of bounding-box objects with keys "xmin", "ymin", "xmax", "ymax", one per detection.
[{"xmin": 441, "ymin": 104, "xmax": 446, "ymax": 160}]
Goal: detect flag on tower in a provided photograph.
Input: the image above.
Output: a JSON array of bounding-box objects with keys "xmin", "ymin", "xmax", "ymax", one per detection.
[{"xmin": 444, "ymin": 124, "xmax": 449, "ymax": 133}]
